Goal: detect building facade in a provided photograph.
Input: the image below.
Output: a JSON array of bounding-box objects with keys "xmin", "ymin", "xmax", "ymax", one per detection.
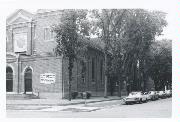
[{"xmin": 6, "ymin": 9, "xmax": 114, "ymax": 99}]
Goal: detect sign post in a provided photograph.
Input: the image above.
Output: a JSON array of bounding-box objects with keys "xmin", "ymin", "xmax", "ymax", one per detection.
[{"xmin": 83, "ymin": 92, "xmax": 87, "ymax": 106}]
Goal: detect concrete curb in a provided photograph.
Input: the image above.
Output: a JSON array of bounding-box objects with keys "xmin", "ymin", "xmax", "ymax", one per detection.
[{"xmin": 6, "ymin": 97, "xmax": 123, "ymax": 106}]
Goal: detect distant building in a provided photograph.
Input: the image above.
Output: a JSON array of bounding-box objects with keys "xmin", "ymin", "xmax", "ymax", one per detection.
[{"xmin": 6, "ymin": 9, "xmax": 116, "ymax": 99}]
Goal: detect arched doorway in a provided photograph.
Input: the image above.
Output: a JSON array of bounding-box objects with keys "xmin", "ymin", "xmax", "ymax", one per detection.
[
  {"xmin": 6, "ymin": 67, "xmax": 13, "ymax": 92},
  {"xmin": 24, "ymin": 67, "xmax": 32, "ymax": 93}
]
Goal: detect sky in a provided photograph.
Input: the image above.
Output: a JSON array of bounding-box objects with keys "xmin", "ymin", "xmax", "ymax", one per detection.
[{"xmin": 6, "ymin": 8, "xmax": 175, "ymax": 40}]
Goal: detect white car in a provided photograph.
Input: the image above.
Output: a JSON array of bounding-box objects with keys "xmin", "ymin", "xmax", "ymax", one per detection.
[
  {"xmin": 157, "ymin": 91, "xmax": 166, "ymax": 98},
  {"xmin": 148, "ymin": 91, "xmax": 159, "ymax": 100},
  {"xmin": 165, "ymin": 90, "xmax": 172, "ymax": 97},
  {"xmin": 123, "ymin": 92, "xmax": 148, "ymax": 104},
  {"xmin": 143, "ymin": 92, "xmax": 151, "ymax": 101}
]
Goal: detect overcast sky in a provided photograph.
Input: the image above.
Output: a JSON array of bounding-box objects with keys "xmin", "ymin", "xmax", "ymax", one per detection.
[{"xmin": 6, "ymin": 9, "xmax": 174, "ymax": 40}]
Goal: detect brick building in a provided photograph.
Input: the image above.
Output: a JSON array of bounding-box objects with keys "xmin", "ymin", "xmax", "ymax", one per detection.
[{"xmin": 6, "ymin": 9, "xmax": 114, "ymax": 99}]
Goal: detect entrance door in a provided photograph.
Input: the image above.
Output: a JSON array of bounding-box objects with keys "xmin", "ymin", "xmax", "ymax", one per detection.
[
  {"xmin": 24, "ymin": 68, "xmax": 32, "ymax": 92},
  {"xmin": 6, "ymin": 67, "xmax": 13, "ymax": 92}
]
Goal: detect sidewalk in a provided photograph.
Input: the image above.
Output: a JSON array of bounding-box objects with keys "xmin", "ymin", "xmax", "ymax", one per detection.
[{"xmin": 6, "ymin": 96, "xmax": 124, "ymax": 106}]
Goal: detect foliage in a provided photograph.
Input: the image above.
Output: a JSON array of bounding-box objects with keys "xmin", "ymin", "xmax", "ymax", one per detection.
[
  {"xmin": 80, "ymin": 91, "xmax": 91, "ymax": 99},
  {"xmin": 71, "ymin": 91, "xmax": 79, "ymax": 99},
  {"xmin": 53, "ymin": 9, "xmax": 90, "ymax": 100},
  {"xmin": 53, "ymin": 9, "xmax": 170, "ymax": 98},
  {"xmin": 120, "ymin": 9, "xmax": 167, "ymax": 91},
  {"xmin": 90, "ymin": 9, "xmax": 167, "ymax": 92},
  {"xmin": 149, "ymin": 39, "xmax": 172, "ymax": 90},
  {"xmin": 90, "ymin": 9, "xmax": 128, "ymax": 97}
]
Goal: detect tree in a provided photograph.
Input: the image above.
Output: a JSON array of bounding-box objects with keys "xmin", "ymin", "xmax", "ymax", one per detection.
[
  {"xmin": 53, "ymin": 10, "xmax": 90, "ymax": 101},
  {"xmin": 149, "ymin": 39, "xmax": 172, "ymax": 90},
  {"xmin": 90, "ymin": 9, "xmax": 167, "ymax": 95},
  {"xmin": 90, "ymin": 9, "xmax": 128, "ymax": 97},
  {"xmin": 120, "ymin": 9, "xmax": 167, "ymax": 91}
]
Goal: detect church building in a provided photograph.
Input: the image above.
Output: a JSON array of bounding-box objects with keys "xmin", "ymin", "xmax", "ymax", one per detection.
[{"xmin": 6, "ymin": 9, "xmax": 117, "ymax": 99}]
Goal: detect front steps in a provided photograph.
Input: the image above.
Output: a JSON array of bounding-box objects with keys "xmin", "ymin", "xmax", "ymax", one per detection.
[{"xmin": 6, "ymin": 93, "xmax": 40, "ymax": 100}]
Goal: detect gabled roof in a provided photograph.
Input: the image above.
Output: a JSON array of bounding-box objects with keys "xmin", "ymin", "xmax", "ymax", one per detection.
[{"xmin": 6, "ymin": 9, "xmax": 34, "ymax": 25}]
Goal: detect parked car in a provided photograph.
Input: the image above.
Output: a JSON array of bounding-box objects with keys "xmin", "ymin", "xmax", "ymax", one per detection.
[
  {"xmin": 148, "ymin": 91, "xmax": 159, "ymax": 100},
  {"xmin": 143, "ymin": 92, "xmax": 151, "ymax": 101},
  {"xmin": 123, "ymin": 91, "xmax": 148, "ymax": 104},
  {"xmin": 155, "ymin": 91, "xmax": 159, "ymax": 98},
  {"xmin": 157, "ymin": 91, "xmax": 166, "ymax": 99},
  {"xmin": 165, "ymin": 90, "xmax": 172, "ymax": 97}
]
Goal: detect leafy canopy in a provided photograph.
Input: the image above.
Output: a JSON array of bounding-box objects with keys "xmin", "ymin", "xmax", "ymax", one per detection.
[{"xmin": 53, "ymin": 9, "xmax": 90, "ymax": 60}]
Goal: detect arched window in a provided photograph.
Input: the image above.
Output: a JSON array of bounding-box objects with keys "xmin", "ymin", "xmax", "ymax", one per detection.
[
  {"xmin": 6, "ymin": 66, "xmax": 13, "ymax": 92},
  {"xmin": 24, "ymin": 67, "xmax": 32, "ymax": 93}
]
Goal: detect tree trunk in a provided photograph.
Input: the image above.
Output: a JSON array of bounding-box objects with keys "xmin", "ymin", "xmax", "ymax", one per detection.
[
  {"xmin": 104, "ymin": 53, "xmax": 108, "ymax": 98},
  {"xmin": 68, "ymin": 58, "xmax": 74, "ymax": 101},
  {"xmin": 118, "ymin": 79, "xmax": 121, "ymax": 97}
]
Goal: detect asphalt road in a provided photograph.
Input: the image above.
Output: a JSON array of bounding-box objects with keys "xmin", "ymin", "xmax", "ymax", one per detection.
[{"xmin": 7, "ymin": 98, "xmax": 171, "ymax": 118}]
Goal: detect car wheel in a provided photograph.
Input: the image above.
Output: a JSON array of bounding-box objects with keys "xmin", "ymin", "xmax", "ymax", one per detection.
[{"xmin": 139, "ymin": 99, "xmax": 142, "ymax": 104}]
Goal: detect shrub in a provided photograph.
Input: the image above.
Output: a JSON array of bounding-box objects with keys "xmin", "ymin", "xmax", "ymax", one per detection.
[
  {"xmin": 80, "ymin": 91, "xmax": 91, "ymax": 99},
  {"xmin": 71, "ymin": 91, "xmax": 78, "ymax": 99},
  {"xmin": 86, "ymin": 92, "xmax": 91, "ymax": 99}
]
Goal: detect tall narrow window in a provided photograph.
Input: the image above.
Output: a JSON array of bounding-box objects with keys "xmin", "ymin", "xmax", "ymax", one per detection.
[
  {"xmin": 13, "ymin": 27, "xmax": 28, "ymax": 53},
  {"xmin": 92, "ymin": 58, "xmax": 95, "ymax": 82},
  {"xmin": 100, "ymin": 59, "xmax": 103, "ymax": 83},
  {"xmin": 81, "ymin": 61, "xmax": 86, "ymax": 83},
  {"xmin": 44, "ymin": 28, "xmax": 54, "ymax": 41}
]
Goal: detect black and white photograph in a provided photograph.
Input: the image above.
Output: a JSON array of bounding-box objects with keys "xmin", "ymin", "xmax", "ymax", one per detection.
[
  {"xmin": 0, "ymin": 0, "xmax": 179, "ymax": 120},
  {"xmin": 5, "ymin": 8, "xmax": 172, "ymax": 118}
]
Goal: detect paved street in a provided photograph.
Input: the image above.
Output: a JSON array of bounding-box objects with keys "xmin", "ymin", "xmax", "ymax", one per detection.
[{"xmin": 7, "ymin": 98, "xmax": 171, "ymax": 118}]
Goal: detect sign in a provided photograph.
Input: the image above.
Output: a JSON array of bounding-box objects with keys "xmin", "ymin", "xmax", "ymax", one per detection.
[
  {"xmin": 14, "ymin": 32, "xmax": 27, "ymax": 52},
  {"xmin": 40, "ymin": 73, "xmax": 56, "ymax": 84}
]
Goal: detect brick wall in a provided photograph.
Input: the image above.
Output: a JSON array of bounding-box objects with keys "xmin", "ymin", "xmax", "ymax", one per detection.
[
  {"xmin": 7, "ymin": 56, "xmax": 63, "ymax": 99},
  {"xmin": 21, "ymin": 56, "xmax": 63, "ymax": 99},
  {"xmin": 62, "ymin": 47, "xmax": 106, "ymax": 98},
  {"xmin": 6, "ymin": 60, "xmax": 19, "ymax": 93},
  {"xmin": 34, "ymin": 12, "xmax": 62, "ymax": 55}
]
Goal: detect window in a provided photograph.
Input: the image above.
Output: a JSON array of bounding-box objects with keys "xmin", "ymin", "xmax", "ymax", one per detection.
[
  {"xmin": 6, "ymin": 67, "xmax": 13, "ymax": 92},
  {"xmin": 13, "ymin": 32, "xmax": 27, "ymax": 52},
  {"xmin": 81, "ymin": 61, "xmax": 86, "ymax": 83},
  {"xmin": 92, "ymin": 58, "xmax": 95, "ymax": 81},
  {"xmin": 100, "ymin": 59, "xmax": 103, "ymax": 83},
  {"xmin": 44, "ymin": 28, "xmax": 54, "ymax": 41}
]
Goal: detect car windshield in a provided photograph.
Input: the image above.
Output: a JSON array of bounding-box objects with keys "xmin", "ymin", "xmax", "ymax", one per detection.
[
  {"xmin": 129, "ymin": 92, "xmax": 137, "ymax": 95},
  {"xmin": 149, "ymin": 91, "xmax": 154, "ymax": 94}
]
